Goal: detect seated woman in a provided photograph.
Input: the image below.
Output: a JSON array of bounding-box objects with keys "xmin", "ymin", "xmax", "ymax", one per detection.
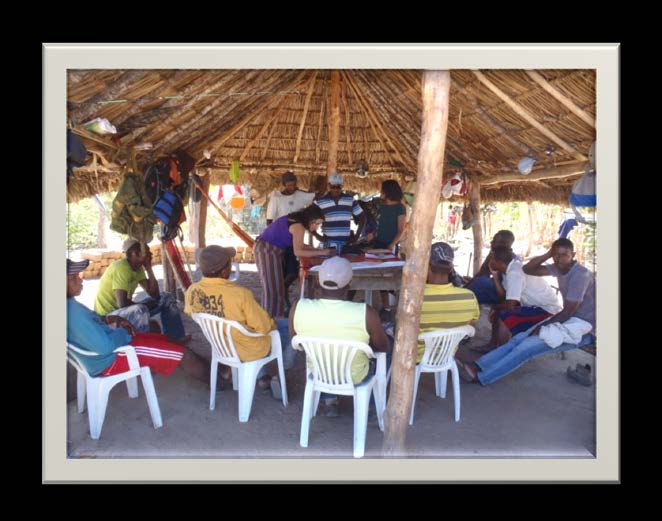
[{"xmin": 253, "ymin": 204, "xmax": 336, "ymax": 318}]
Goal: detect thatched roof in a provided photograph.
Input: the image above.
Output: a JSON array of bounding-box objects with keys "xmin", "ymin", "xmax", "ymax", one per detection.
[{"xmin": 66, "ymin": 69, "xmax": 595, "ymax": 204}]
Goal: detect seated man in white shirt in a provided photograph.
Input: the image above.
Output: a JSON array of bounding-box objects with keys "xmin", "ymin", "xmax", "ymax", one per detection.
[{"xmin": 474, "ymin": 245, "xmax": 562, "ymax": 353}]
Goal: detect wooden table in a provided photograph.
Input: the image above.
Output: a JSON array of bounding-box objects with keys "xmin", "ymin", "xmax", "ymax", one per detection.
[{"xmin": 302, "ymin": 261, "xmax": 403, "ymax": 305}]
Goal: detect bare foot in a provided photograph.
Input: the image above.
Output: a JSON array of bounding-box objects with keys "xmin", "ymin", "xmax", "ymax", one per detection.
[
  {"xmin": 456, "ymin": 359, "xmax": 479, "ymax": 383},
  {"xmin": 256, "ymin": 375, "xmax": 271, "ymax": 390}
]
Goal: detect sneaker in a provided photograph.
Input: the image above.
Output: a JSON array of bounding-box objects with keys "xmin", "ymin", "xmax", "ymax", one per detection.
[
  {"xmin": 270, "ymin": 376, "xmax": 283, "ymax": 401},
  {"xmin": 566, "ymin": 363, "xmax": 591, "ymax": 386},
  {"xmin": 324, "ymin": 399, "xmax": 340, "ymax": 418}
]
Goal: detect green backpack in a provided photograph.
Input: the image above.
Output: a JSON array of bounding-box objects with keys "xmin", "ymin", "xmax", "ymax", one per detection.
[{"xmin": 110, "ymin": 171, "xmax": 157, "ymax": 244}]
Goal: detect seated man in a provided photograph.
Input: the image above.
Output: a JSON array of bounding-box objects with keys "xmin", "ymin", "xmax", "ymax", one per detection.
[
  {"xmin": 67, "ymin": 259, "xmax": 209, "ymax": 383},
  {"xmin": 290, "ymin": 256, "xmax": 391, "ymax": 417},
  {"xmin": 94, "ymin": 238, "xmax": 188, "ymax": 343},
  {"xmin": 475, "ymin": 245, "xmax": 562, "ymax": 352},
  {"xmin": 463, "ymin": 230, "xmax": 517, "ymax": 302},
  {"xmin": 456, "ymin": 238, "xmax": 596, "ymax": 386},
  {"xmin": 420, "ymin": 242, "xmax": 479, "ymax": 363},
  {"xmin": 184, "ymin": 245, "xmax": 296, "ymax": 397}
]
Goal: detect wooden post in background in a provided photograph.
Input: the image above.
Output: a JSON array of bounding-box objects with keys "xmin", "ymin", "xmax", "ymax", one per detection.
[
  {"xmin": 313, "ymin": 70, "xmax": 340, "ymax": 196},
  {"xmin": 382, "ymin": 70, "xmax": 451, "ymax": 456},
  {"xmin": 197, "ymin": 172, "xmax": 211, "ymax": 248},
  {"xmin": 471, "ymin": 180, "xmax": 483, "ymax": 275}
]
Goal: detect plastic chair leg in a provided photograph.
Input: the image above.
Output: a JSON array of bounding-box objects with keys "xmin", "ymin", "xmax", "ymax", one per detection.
[
  {"xmin": 409, "ymin": 367, "xmax": 422, "ymax": 425},
  {"xmin": 209, "ymin": 359, "xmax": 219, "ymax": 411},
  {"xmin": 313, "ymin": 391, "xmax": 321, "ymax": 417},
  {"xmin": 276, "ymin": 354, "xmax": 289, "ymax": 407},
  {"xmin": 450, "ymin": 362, "xmax": 461, "ymax": 422},
  {"xmin": 140, "ymin": 368, "xmax": 163, "ymax": 429},
  {"xmin": 300, "ymin": 379, "xmax": 315, "ymax": 448},
  {"xmin": 126, "ymin": 376, "xmax": 139, "ymax": 398},
  {"xmin": 353, "ymin": 385, "xmax": 372, "ymax": 458},
  {"xmin": 87, "ymin": 381, "xmax": 108, "ymax": 440},
  {"xmin": 437, "ymin": 370, "xmax": 448, "ymax": 398},
  {"xmin": 237, "ymin": 364, "xmax": 260, "ymax": 422},
  {"xmin": 77, "ymin": 372, "xmax": 86, "ymax": 413}
]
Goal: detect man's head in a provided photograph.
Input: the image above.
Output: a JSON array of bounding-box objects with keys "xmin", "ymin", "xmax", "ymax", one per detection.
[
  {"xmin": 429, "ymin": 241, "xmax": 455, "ymax": 275},
  {"xmin": 281, "ymin": 171, "xmax": 298, "ymax": 195},
  {"xmin": 123, "ymin": 238, "xmax": 150, "ymax": 268},
  {"xmin": 198, "ymin": 245, "xmax": 237, "ymax": 278},
  {"xmin": 318, "ymin": 256, "xmax": 353, "ymax": 293},
  {"xmin": 491, "ymin": 230, "xmax": 515, "ymax": 249},
  {"xmin": 328, "ymin": 172, "xmax": 343, "ymax": 197},
  {"xmin": 66, "ymin": 258, "xmax": 90, "ymax": 298},
  {"xmin": 489, "ymin": 246, "xmax": 514, "ymax": 273},
  {"xmin": 551, "ymin": 238, "xmax": 575, "ymax": 272}
]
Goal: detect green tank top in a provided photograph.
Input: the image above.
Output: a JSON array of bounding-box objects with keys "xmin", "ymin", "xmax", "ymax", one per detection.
[{"xmin": 294, "ymin": 299, "xmax": 370, "ymax": 384}]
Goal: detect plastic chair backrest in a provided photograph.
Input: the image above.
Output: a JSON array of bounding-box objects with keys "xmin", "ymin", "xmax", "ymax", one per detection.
[
  {"xmin": 192, "ymin": 313, "xmax": 264, "ymax": 364},
  {"xmin": 418, "ymin": 325, "xmax": 475, "ymax": 368},
  {"xmin": 291, "ymin": 335, "xmax": 375, "ymax": 393}
]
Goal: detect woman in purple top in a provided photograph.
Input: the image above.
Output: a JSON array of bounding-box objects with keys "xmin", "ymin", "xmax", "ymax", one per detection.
[{"xmin": 254, "ymin": 204, "xmax": 334, "ymax": 317}]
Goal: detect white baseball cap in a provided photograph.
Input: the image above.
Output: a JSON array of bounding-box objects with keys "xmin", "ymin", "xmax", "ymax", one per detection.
[
  {"xmin": 318, "ymin": 256, "xmax": 353, "ymax": 289},
  {"xmin": 329, "ymin": 172, "xmax": 344, "ymax": 185}
]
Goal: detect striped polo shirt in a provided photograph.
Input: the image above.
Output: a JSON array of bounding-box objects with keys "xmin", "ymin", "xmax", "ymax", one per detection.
[
  {"xmin": 315, "ymin": 193, "xmax": 363, "ymax": 242},
  {"xmin": 418, "ymin": 282, "xmax": 480, "ymax": 362}
]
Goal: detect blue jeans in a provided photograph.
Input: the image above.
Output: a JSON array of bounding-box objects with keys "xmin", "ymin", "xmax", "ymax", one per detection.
[
  {"xmin": 109, "ymin": 293, "xmax": 185, "ymax": 341},
  {"xmin": 466, "ymin": 275, "xmax": 501, "ymax": 305},
  {"xmin": 257, "ymin": 318, "xmax": 298, "ymax": 378},
  {"xmin": 476, "ymin": 328, "xmax": 596, "ymax": 385}
]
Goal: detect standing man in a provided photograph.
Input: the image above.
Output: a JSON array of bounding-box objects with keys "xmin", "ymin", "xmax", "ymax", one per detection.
[
  {"xmin": 456, "ymin": 238, "xmax": 595, "ymax": 386},
  {"xmin": 314, "ymin": 173, "xmax": 366, "ymax": 254},
  {"xmin": 266, "ymin": 171, "xmax": 316, "ymax": 306},
  {"xmin": 94, "ymin": 238, "xmax": 189, "ymax": 344}
]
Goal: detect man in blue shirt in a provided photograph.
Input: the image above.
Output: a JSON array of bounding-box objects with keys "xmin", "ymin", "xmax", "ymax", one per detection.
[{"xmin": 314, "ymin": 173, "xmax": 366, "ymax": 253}]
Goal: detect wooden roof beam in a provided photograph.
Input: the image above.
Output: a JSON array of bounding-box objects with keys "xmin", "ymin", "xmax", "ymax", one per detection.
[
  {"xmin": 471, "ymin": 70, "xmax": 587, "ymax": 161},
  {"xmin": 293, "ymin": 72, "xmax": 318, "ymax": 163},
  {"xmin": 480, "ymin": 162, "xmax": 588, "ymax": 185},
  {"xmin": 525, "ymin": 71, "xmax": 595, "ymax": 128}
]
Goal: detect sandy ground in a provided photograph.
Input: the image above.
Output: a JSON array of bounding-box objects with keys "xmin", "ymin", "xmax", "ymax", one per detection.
[{"xmin": 67, "ymin": 259, "xmax": 595, "ymax": 458}]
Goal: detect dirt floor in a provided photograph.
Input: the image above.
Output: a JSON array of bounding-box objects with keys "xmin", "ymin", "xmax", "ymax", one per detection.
[{"xmin": 67, "ymin": 263, "xmax": 596, "ymax": 458}]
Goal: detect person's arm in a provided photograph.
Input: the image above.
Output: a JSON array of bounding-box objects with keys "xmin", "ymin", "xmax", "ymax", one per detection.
[
  {"xmin": 387, "ymin": 213, "xmax": 407, "ymax": 252},
  {"xmin": 291, "ymin": 223, "xmax": 334, "ymax": 257},
  {"xmin": 522, "ymin": 248, "xmax": 553, "ymax": 276},
  {"xmin": 490, "ymin": 263, "xmax": 507, "ymax": 302},
  {"xmin": 243, "ymin": 290, "xmax": 278, "ymax": 332},
  {"xmin": 463, "ymin": 254, "xmax": 491, "ymax": 286},
  {"xmin": 265, "ymin": 190, "xmax": 277, "ymax": 223},
  {"xmin": 138, "ymin": 250, "xmax": 160, "ymax": 298},
  {"xmin": 69, "ymin": 301, "xmax": 130, "ymax": 355},
  {"xmin": 530, "ymin": 299, "xmax": 581, "ymax": 336},
  {"xmin": 101, "ymin": 314, "xmax": 137, "ymax": 336},
  {"xmin": 351, "ymin": 211, "xmax": 367, "ymax": 244},
  {"xmin": 365, "ymin": 306, "xmax": 391, "ymax": 353},
  {"xmin": 531, "ymin": 268, "xmax": 591, "ymax": 335}
]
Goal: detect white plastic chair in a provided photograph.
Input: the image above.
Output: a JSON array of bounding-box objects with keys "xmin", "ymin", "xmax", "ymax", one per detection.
[
  {"xmin": 191, "ymin": 313, "xmax": 288, "ymax": 422},
  {"xmin": 67, "ymin": 343, "xmax": 163, "ymax": 440},
  {"xmin": 409, "ymin": 325, "xmax": 475, "ymax": 425},
  {"xmin": 291, "ymin": 335, "xmax": 389, "ymax": 458}
]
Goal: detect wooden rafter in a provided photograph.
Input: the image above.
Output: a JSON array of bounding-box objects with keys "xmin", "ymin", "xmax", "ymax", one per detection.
[
  {"xmin": 480, "ymin": 162, "xmax": 588, "ymax": 185},
  {"xmin": 240, "ymin": 90, "xmax": 294, "ymax": 161},
  {"xmin": 472, "ymin": 70, "xmax": 587, "ymax": 161},
  {"xmin": 294, "ymin": 71, "xmax": 318, "ymax": 163},
  {"xmin": 341, "ymin": 78, "xmax": 353, "ymax": 167},
  {"xmin": 525, "ymin": 71, "xmax": 595, "ymax": 128}
]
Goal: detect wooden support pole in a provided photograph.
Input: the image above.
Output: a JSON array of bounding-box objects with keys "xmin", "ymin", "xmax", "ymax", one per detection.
[
  {"xmin": 525, "ymin": 71, "xmax": 595, "ymax": 128},
  {"xmin": 470, "ymin": 179, "xmax": 483, "ymax": 275},
  {"xmin": 162, "ymin": 242, "xmax": 176, "ymax": 294},
  {"xmin": 471, "ymin": 70, "xmax": 587, "ymax": 161},
  {"xmin": 313, "ymin": 70, "xmax": 340, "ymax": 196},
  {"xmin": 197, "ymin": 172, "xmax": 211, "ymax": 248},
  {"xmin": 382, "ymin": 70, "xmax": 451, "ymax": 456}
]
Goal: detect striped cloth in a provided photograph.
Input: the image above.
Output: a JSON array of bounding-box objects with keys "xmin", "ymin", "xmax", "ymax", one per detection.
[
  {"xmin": 418, "ymin": 283, "xmax": 480, "ymax": 362},
  {"xmin": 499, "ymin": 306, "xmax": 552, "ymax": 335},
  {"xmin": 253, "ymin": 239, "xmax": 286, "ymax": 317},
  {"xmin": 315, "ymin": 193, "xmax": 363, "ymax": 245},
  {"xmin": 100, "ymin": 332, "xmax": 185, "ymax": 376}
]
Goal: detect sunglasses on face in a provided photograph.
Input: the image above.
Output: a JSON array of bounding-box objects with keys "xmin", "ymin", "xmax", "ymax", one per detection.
[{"xmin": 329, "ymin": 185, "xmax": 342, "ymax": 189}]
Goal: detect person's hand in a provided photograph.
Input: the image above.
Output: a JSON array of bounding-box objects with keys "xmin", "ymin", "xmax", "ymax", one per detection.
[
  {"xmin": 143, "ymin": 250, "xmax": 153, "ymax": 270},
  {"xmin": 488, "ymin": 261, "xmax": 499, "ymax": 278},
  {"xmin": 118, "ymin": 317, "xmax": 137, "ymax": 336}
]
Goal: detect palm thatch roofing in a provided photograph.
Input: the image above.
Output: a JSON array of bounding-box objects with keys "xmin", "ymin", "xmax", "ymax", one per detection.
[{"xmin": 66, "ymin": 69, "xmax": 595, "ymax": 205}]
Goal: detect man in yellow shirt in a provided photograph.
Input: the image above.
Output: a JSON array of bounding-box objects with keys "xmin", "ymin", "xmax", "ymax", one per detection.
[{"xmin": 184, "ymin": 245, "xmax": 295, "ymax": 396}]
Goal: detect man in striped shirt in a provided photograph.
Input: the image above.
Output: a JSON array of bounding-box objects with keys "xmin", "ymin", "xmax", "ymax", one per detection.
[
  {"xmin": 417, "ymin": 242, "xmax": 479, "ymax": 362},
  {"xmin": 314, "ymin": 173, "xmax": 366, "ymax": 253}
]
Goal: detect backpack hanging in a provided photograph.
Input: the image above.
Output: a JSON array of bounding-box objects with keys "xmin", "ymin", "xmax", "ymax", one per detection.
[
  {"xmin": 110, "ymin": 171, "xmax": 157, "ymax": 244},
  {"xmin": 153, "ymin": 190, "xmax": 186, "ymax": 241}
]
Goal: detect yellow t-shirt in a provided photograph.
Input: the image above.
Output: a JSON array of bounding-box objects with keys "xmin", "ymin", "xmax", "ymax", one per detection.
[
  {"xmin": 184, "ymin": 277, "xmax": 276, "ymax": 362},
  {"xmin": 94, "ymin": 259, "xmax": 146, "ymax": 315},
  {"xmin": 293, "ymin": 298, "xmax": 370, "ymax": 384},
  {"xmin": 418, "ymin": 283, "xmax": 479, "ymax": 362}
]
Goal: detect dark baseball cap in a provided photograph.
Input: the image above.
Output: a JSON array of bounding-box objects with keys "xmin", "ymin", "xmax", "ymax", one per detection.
[
  {"xmin": 430, "ymin": 242, "xmax": 454, "ymax": 267},
  {"xmin": 67, "ymin": 258, "xmax": 90, "ymax": 275}
]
